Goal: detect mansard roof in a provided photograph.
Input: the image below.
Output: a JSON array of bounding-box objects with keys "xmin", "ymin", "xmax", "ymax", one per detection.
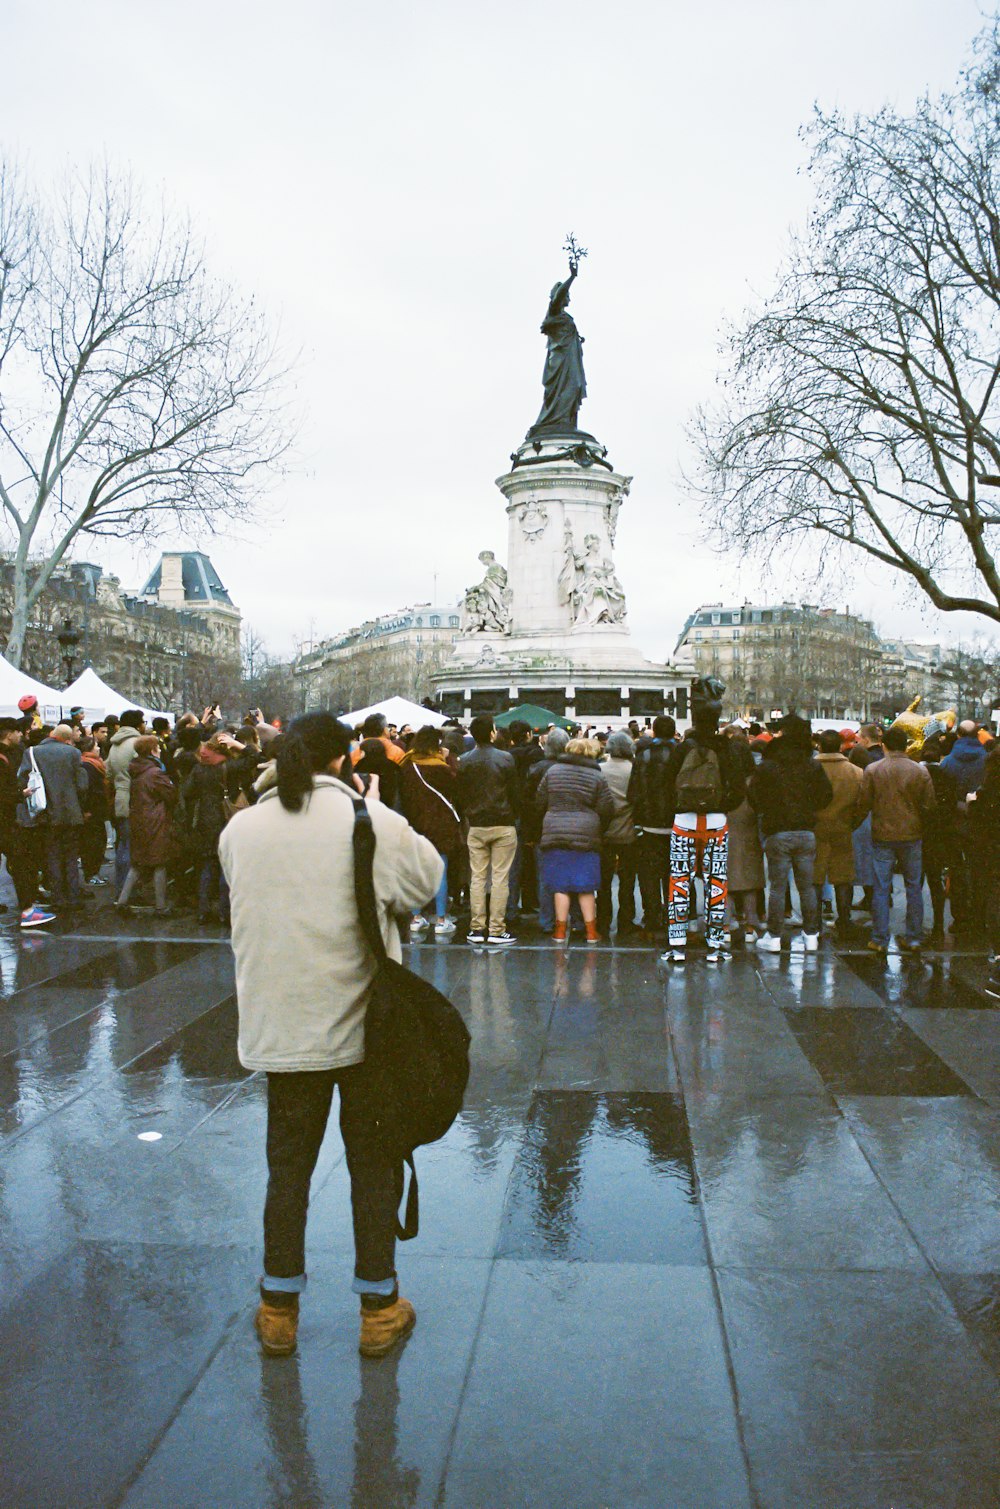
[{"xmin": 140, "ymin": 552, "xmax": 234, "ymax": 607}]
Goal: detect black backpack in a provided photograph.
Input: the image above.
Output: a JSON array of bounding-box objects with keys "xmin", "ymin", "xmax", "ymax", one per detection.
[{"xmin": 352, "ymin": 798, "xmax": 471, "ymax": 1240}]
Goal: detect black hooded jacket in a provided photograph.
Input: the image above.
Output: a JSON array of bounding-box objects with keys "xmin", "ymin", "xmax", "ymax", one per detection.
[{"xmin": 748, "ymin": 739, "xmax": 833, "ymax": 837}]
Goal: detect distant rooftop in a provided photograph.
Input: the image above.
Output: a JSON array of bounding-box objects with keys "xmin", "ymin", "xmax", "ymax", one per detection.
[{"xmin": 140, "ymin": 552, "xmax": 234, "ymax": 607}]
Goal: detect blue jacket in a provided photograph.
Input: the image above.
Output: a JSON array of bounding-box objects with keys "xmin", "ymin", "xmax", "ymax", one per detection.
[{"xmin": 941, "ymin": 736, "xmax": 987, "ymax": 800}]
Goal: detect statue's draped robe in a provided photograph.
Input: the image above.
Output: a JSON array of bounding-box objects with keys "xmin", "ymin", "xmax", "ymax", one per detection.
[{"xmin": 530, "ymin": 282, "xmax": 587, "ymax": 435}]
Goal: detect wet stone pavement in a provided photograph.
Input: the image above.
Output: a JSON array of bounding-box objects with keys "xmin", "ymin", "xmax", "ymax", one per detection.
[{"xmin": 0, "ymin": 901, "xmax": 999, "ymax": 1506}]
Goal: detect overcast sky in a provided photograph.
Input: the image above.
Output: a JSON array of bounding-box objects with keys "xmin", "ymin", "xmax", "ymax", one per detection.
[{"xmin": 3, "ymin": 0, "xmax": 992, "ymax": 662}]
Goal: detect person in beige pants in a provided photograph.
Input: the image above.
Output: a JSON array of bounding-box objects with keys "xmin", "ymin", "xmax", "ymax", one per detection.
[{"xmin": 457, "ymin": 715, "xmax": 521, "ymax": 945}]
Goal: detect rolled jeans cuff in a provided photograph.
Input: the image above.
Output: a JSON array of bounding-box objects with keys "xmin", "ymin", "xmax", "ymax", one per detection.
[
  {"xmin": 261, "ymin": 1272, "xmax": 307, "ymax": 1294},
  {"xmin": 352, "ymin": 1274, "xmax": 397, "ymax": 1297}
]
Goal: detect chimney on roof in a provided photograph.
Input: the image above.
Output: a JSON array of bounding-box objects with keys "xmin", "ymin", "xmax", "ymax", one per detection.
[{"xmin": 158, "ymin": 553, "xmax": 185, "ymax": 608}]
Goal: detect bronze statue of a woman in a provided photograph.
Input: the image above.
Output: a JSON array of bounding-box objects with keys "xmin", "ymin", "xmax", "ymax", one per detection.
[{"xmin": 527, "ymin": 247, "xmax": 587, "ymax": 438}]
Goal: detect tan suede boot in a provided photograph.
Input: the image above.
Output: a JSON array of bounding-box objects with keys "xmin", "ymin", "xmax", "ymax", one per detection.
[
  {"xmin": 359, "ymin": 1296, "xmax": 416, "ymax": 1358},
  {"xmin": 254, "ymin": 1296, "xmax": 298, "ymax": 1357}
]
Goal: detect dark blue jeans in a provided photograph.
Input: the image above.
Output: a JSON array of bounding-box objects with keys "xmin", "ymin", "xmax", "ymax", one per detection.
[
  {"xmin": 872, "ymin": 838, "xmax": 923, "ymax": 946},
  {"xmin": 114, "ymin": 817, "xmax": 130, "ymax": 894},
  {"xmin": 198, "ymin": 856, "xmax": 230, "ymax": 921},
  {"xmin": 764, "ymin": 831, "xmax": 818, "ymax": 936},
  {"xmin": 45, "ymin": 825, "xmax": 81, "ymax": 906}
]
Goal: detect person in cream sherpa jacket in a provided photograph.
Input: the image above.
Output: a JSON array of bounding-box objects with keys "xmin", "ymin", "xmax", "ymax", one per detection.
[{"xmin": 219, "ymin": 711, "xmax": 443, "ymax": 1362}]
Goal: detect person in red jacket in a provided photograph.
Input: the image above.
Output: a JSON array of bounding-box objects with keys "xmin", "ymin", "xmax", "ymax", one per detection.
[{"xmin": 114, "ymin": 736, "xmax": 177, "ymax": 915}]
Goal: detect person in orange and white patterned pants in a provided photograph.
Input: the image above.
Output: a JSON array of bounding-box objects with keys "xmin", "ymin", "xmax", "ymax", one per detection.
[{"xmin": 667, "ymin": 813, "xmax": 729, "ymax": 953}]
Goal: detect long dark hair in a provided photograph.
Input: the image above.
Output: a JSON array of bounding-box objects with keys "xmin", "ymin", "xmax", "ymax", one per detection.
[{"xmin": 276, "ymin": 712, "xmax": 353, "ymax": 812}]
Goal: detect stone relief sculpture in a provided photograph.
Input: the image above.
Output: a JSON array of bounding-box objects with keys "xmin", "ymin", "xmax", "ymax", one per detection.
[
  {"xmin": 558, "ymin": 526, "xmax": 627, "ymax": 627},
  {"xmin": 462, "ymin": 550, "xmax": 512, "ymax": 634},
  {"xmin": 518, "ymin": 499, "xmax": 549, "ymax": 541}
]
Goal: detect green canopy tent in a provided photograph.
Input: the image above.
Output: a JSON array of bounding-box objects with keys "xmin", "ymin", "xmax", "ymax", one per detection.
[{"xmin": 493, "ymin": 703, "xmax": 576, "ymax": 733}]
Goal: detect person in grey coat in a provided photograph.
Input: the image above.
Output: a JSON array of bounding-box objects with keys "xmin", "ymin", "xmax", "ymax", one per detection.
[
  {"xmin": 21, "ymin": 724, "xmax": 88, "ymax": 908},
  {"xmin": 536, "ymin": 737, "xmax": 614, "ymax": 943}
]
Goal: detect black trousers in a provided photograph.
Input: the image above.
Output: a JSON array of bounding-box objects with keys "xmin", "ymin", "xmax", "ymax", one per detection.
[
  {"xmin": 598, "ymin": 841, "xmax": 638, "ymax": 935},
  {"xmin": 636, "ymin": 832, "xmax": 670, "ymax": 932},
  {"xmin": 264, "ymin": 1065, "xmax": 402, "ymax": 1288}
]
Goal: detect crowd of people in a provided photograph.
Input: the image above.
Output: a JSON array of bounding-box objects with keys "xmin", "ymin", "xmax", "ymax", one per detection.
[
  {"xmin": 0, "ymin": 695, "xmax": 283, "ymax": 930},
  {"xmin": 341, "ymin": 698, "xmax": 1000, "ymax": 990},
  {"xmin": 4, "ymin": 687, "xmax": 999, "ymax": 988}
]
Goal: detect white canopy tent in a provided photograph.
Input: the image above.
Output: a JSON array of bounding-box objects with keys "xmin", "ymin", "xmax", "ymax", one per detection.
[
  {"xmin": 60, "ymin": 667, "xmax": 173, "ymax": 724},
  {"xmin": 0, "ymin": 656, "xmax": 63, "ymax": 721},
  {"xmin": 341, "ymin": 696, "xmax": 449, "ymax": 730}
]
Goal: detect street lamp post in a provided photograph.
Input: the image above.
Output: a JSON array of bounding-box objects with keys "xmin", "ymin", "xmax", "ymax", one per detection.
[{"xmin": 57, "ymin": 617, "xmax": 81, "ymax": 685}]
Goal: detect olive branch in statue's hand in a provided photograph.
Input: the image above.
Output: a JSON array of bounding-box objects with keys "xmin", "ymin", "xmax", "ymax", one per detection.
[{"xmin": 563, "ymin": 233, "xmax": 588, "ymax": 274}]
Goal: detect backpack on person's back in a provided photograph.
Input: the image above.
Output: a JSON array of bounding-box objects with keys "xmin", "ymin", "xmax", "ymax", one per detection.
[{"xmin": 673, "ymin": 741, "xmax": 724, "ymax": 814}]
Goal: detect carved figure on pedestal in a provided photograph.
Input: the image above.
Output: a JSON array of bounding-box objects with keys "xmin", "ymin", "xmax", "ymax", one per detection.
[
  {"xmin": 558, "ymin": 526, "xmax": 627, "ymax": 627},
  {"xmin": 462, "ymin": 550, "xmax": 512, "ymax": 635}
]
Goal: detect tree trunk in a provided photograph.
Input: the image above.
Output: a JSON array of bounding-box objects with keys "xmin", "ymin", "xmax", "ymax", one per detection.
[{"xmin": 5, "ymin": 560, "xmax": 30, "ymax": 668}]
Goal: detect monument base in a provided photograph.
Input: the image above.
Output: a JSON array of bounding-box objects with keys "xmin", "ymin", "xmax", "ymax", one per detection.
[{"xmin": 432, "ymin": 630, "xmax": 692, "ymax": 726}]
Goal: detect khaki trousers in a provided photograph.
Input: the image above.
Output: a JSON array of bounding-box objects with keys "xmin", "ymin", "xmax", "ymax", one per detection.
[{"xmin": 467, "ymin": 825, "xmax": 518, "ymax": 933}]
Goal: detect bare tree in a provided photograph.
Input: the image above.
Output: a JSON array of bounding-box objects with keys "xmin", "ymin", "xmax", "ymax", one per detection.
[
  {"xmin": 0, "ymin": 162, "xmax": 289, "ymax": 666},
  {"xmin": 694, "ymin": 25, "xmax": 1000, "ymax": 626}
]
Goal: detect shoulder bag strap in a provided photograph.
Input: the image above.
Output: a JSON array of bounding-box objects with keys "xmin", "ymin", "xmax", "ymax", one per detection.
[{"xmin": 351, "ymin": 795, "xmax": 388, "ymax": 967}]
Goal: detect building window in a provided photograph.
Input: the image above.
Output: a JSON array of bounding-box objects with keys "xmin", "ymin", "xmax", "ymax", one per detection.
[
  {"xmin": 711, "ymin": 613, "xmax": 720, "ymax": 625},
  {"xmin": 414, "ymin": 617, "xmax": 423, "ymax": 627},
  {"xmin": 731, "ymin": 613, "xmax": 739, "ymax": 624},
  {"xmin": 430, "ymin": 615, "xmax": 441, "ymax": 628},
  {"xmin": 449, "ymin": 615, "xmax": 459, "ymax": 628}
]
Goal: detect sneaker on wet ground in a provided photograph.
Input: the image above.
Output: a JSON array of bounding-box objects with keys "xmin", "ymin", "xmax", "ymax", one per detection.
[
  {"xmin": 866, "ymin": 939, "xmax": 888, "ymax": 954},
  {"xmin": 756, "ymin": 933, "xmax": 782, "ymax": 953},
  {"xmin": 19, "ymin": 905, "xmax": 55, "ymax": 929},
  {"xmin": 896, "ymin": 937, "xmax": 922, "ymax": 954},
  {"xmin": 466, "ymin": 928, "xmax": 486, "ymax": 944},
  {"xmin": 790, "ymin": 933, "xmax": 820, "ymax": 953},
  {"xmin": 434, "ymin": 916, "xmax": 456, "ymax": 936},
  {"xmin": 88, "ymin": 875, "xmax": 109, "ymax": 886},
  {"xmin": 659, "ymin": 948, "xmax": 686, "ymax": 964},
  {"xmin": 409, "ymin": 915, "xmax": 430, "ymax": 933},
  {"xmin": 487, "ymin": 930, "xmax": 517, "ymax": 947},
  {"xmin": 705, "ymin": 948, "xmax": 731, "ymax": 963}
]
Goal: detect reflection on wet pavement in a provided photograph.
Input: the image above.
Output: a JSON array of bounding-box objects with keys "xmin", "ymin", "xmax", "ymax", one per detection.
[
  {"xmin": 498, "ymin": 1090, "xmax": 703, "ymax": 1263},
  {"xmin": 784, "ymin": 1005, "xmax": 974, "ymax": 1096},
  {"xmin": 0, "ymin": 930, "xmax": 996, "ymax": 1506},
  {"xmin": 844, "ymin": 952, "xmax": 998, "ymax": 1010}
]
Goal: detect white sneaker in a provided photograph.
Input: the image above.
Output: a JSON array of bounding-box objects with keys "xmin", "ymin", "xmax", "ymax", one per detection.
[
  {"xmin": 705, "ymin": 949, "xmax": 731, "ymax": 963},
  {"xmin": 744, "ymin": 932, "xmax": 758, "ymax": 947},
  {"xmin": 757, "ymin": 933, "xmax": 782, "ymax": 953},
  {"xmin": 409, "ymin": 915, "xmax": 430, "ymax": 933},
  {"xmin": 804, "ymin": 933, "xmax": 819, "ymax": 953},
  {"xmin": 434, "ymin": 916, "xmax": 456, "ymax": 936},
  {"xmin": 659, "ymin": 948, "xmax": 686, "ymax": 964}
]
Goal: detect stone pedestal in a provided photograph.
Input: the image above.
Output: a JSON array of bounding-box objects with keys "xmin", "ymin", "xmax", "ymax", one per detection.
[{"xmin": 432, "ymin": 429, "xmax": 689, "ymax": 725}]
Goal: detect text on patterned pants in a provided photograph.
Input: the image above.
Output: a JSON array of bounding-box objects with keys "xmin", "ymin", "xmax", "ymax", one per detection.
[{"xmin": 668, "ymin": 818, "xmax": 729, "ymax": 948}]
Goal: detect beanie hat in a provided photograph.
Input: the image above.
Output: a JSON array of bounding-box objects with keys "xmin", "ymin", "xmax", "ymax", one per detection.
[{"xmin": 17, "ymin": 695, "xmax": 37, "ymax": 713}]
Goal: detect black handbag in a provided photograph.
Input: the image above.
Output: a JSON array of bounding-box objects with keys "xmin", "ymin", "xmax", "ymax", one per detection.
[{"xmin": 351, "ymin": 797, "xmax": 471, "ymax": 1239}]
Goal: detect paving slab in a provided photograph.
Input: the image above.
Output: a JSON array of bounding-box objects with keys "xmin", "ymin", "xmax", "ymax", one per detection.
[
  {"xmin": 717, "ymin": 1267, "xmax": 1000, "ymax": 1508},
  {"xmin": 442, "ymin": 1261, "xmax": 750, "ymax": 1509}
]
